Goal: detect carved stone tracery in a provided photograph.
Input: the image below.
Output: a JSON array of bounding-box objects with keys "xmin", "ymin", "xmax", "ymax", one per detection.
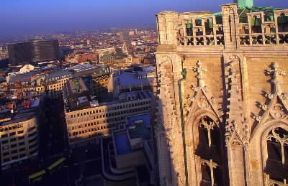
[
  {"xmin": 184, "ymin": 60, "xmax": 220, "ymax": 121},
  {"xmin": 199, "ymin": 117, "xmax": 217, "ymax": 147},
  {"xmin": 253, "ymin": 63, "xmax": 288, "ymax": 125},
  {"xmin": 225, "ymin": 55, "xmax": 250, "ymax": 146},
  {"xmin": 267, "ymin": 127, "xmax": 288, "ymax": 165}
]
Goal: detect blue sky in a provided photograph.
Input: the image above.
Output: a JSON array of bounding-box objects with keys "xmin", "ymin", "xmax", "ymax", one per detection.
[{"xmin": 1, "ymin": 0, "xmax": 288, "ymax": 39}]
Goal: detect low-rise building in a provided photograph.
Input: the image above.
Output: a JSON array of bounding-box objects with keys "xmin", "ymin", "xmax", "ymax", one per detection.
[
  {"xmin": 63, "ymin": 67, "xmax": 156, "ymax": 148},
  {"xmin": 65, "ymin": 90, "xmax": 153, "ymax": 147}
]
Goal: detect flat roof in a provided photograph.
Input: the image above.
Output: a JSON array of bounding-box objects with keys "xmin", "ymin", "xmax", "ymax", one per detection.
[
  {"xmin": 114, "ymin": 133, "xmax": 131, "ymax": 155},
  {"xmin": 127, "ymin": 113, "xmax": 151, "ymax": 127},
  {"xmin": 117, "ymin": 72, "xmax": 151, "ymax": 88}
]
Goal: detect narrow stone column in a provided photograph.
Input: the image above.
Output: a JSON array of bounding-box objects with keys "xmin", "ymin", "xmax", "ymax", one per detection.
[
  {"xmin": 227, "ymin": 143, "xmax": 247, "ymax": 186},
  {"xmin": 221, "ymin": 4, "xmax": 239, "ymax": 50}
]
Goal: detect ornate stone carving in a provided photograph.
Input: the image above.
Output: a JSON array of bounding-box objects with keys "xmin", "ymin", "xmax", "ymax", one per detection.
[
  {"xmin": 266, "ymin": 127, "xmax": 288, "ymax": 165},
  {"xmin": 225, "ymin": 55, "xmax": 250, "ymax": 145},
  {"xmin": 193, "ymin": 60, "xmax": 206, "ymax": 89},
  {"xmin": 200, "ymin": 159, "xmax": 219, "ymax": 186},
  {"xmin": 199, "ymin": 117, "xmax": 217, "ymax": 147},
  {"xmin": 264, "ymin": 173, "xmax": 288, "ymax": 186},
  {"xmin": 184, "ymin": 61, "xmax": 221, "ymax": 122},
  {"xmin": 225, "ymin": 119, "xmax": 249, "ymax": 145},
  {"xmin": 266, "ymin": 62, "xmax": 287, "ymax": 92},
  {"xmin": 253, "ymin": 63, "xmax": 288, "ymax": 125},
  {"xmin": 270, "ymin": 104, "xmax": 287, "ymax": 119}
]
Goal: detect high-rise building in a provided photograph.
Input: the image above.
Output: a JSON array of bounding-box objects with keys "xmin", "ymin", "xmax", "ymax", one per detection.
[
  {"xmin": 31, "ymin": 39, "xmax": 60, "ymax": 63},
  {"xmin": 8, "ymin": 42, "xmax": 33, "ymax": 66},
  {"xmin": 155, "ymin": 2, "xmax": 288, "ymax": 186},
  {"xmin": 8, "ymin": 39, "xmax": 60, "ymax": 65}
]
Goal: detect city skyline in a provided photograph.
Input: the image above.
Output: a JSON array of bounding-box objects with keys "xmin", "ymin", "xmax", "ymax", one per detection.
[{"xmin": 1, "ymin": 0, "xmax": 288, "ymax": 39}]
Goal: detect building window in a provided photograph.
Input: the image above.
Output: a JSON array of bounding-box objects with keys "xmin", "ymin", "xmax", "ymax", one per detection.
[
  {"xmin": 11, "ymin": 156, "xmax": 18, "ymax": 160},
  {"xmin": 3, "ymin": 158, "xmax": 10, "ymax": 162},
  {"xmin": 1, "ymin": 134, "xmax": 8, "ymax": 138},
  {"xmin": 265, "ymin": 127, "xmax": 288, "ymax": 182},
  {"xmin": 28, "ymin": 126, "xmax": 36, "ymax": 132},
  {"xmin": 19, "ymin": 147, "xmax": 25, "ymax": 152},
  {"xmin": 196, "ymin": 116, "xmax": 225, "ymax": 185}
]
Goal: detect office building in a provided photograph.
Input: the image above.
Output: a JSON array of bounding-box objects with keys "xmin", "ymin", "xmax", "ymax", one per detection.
[
  {"xmin": 0, "ymin": 99, "xmax": 39, "ymax": 169},
  {"xmin": 8, "ymin": 39, "xmax": 60, "ymax": 65}
]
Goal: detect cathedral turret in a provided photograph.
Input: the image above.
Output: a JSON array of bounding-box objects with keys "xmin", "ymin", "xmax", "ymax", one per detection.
[{"xmin": 234, "ymin": 0, "xmax": 253, "ymax": 8}]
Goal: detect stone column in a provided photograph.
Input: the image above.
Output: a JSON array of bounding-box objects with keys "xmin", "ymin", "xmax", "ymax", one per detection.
[
  {"xmin": 156, "ymin": 11, "xmax": 179, "ymax": 45},
  {"xmin": 155, "ymin": 53, "xmax": 186, "ymax": 186},
  {"xmin": 221, "ymin": 4, "xmax": 239, "ymax": 50},
  {"xmin": 227, "ymin": 143, "xmax": 247, "ymax": 186}
]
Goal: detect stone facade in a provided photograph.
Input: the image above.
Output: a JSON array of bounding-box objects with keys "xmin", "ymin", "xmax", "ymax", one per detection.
[{"xmin": 156, "ymin": 4, "xmax": 288, "ymax": 186}]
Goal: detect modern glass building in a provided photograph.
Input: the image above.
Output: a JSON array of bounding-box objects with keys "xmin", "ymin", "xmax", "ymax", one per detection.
[{"xmin": 8, "ymin": 39, "xmax": 60, "ymax": 65}]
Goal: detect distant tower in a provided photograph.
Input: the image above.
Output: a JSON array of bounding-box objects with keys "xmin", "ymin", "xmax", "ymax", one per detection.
[
  {"xmin": 234, "ymin": 0, "xmax": 253, "ymax": 8},
  {"xmin": 122, "ymin": 42, "xmax": 129, "ymax": 55}
]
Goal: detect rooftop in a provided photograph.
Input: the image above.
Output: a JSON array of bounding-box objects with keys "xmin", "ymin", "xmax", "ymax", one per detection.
[
  {"xmin": 117, "ymin": 71, "xmax": 151, "ymax": 88},
  {"xmin": 68, "ymin": 78, "xmax": 89, "ymax": 95},
  {"xmin": 67, "ymin": 63, "xmax": 96, "ymax": 73},
  {"xmin": 114, "ymin": 133, "xmax": 132, "ymax": 155},
  {"xmin": 0, "ymin": 97, "xmax": 40, "ymax": 126},
  {"xmin": 127, "ymin": 114, "xmax": 151, "ymax": 140},
  {"xmin": 45, "ymin": 69, "xmax": 72, "ymax": 82}
]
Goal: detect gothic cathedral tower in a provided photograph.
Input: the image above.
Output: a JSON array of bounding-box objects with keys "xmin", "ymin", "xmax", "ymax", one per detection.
[{"xmin": 155, "ymin": 2, "xmax": 288, "ymax": 186}]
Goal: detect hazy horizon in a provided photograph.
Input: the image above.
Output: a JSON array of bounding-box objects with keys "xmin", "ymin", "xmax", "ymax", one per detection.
[{"xmin": 1, "ymin": 0, "xmax": 288, "ymax": 39}]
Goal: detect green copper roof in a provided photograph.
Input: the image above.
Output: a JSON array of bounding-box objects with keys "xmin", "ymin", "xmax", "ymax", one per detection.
[{"xmin": 235, "ymin": 0, "xmax": 253, "ymax": 9}]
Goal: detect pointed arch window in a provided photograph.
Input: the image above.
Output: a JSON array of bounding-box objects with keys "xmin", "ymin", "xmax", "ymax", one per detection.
[
  {"xmin": 197, "ymin": 116, "xmax": 222, "ymax": 160},
  {"xmin": 267, "ymin": 127, "xmax": 288, "ymax": 165},
  {"xmin": 196, "ymin": 116, "xmax": 226, "ymax": 185},
  {"xmin": 265, "ymin": 127, "xmax": 288, "ymax": 183},
  {"xmin": 200, "ymin": 159, "xmax": 223, "ymax": 186}
]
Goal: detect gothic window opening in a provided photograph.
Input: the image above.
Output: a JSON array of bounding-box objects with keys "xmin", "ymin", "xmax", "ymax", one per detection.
[
  {"xmin": 264, "ymin": 11, "xmax": 274, "ymax": 22},
  {"xmin": 205, "ymin": 18, "xmax": 213, "ymax": 35},
  {"xmin": 195, "ymin": 116, "xmax": 226, "ymax": 185},
  {"xmin": 195, "ymin": 18, "xmax": 202, "ymax": 26},
  {"xmin": 177, "ymin": 29, "xmax": 185, "ymax": 45},
  {"xmin": 186, "ymin": 22, "xmax": 193, "ymax": 36},
  {"xmin": 201, "ymin": 163, "xmax": 212, "ymax": 186},
  {"xmin": 197, "ymin": 116, "xmax": 221, "ymax": 160},
  {"xmin": 200, "ymin": 160, "xmax": 220, "ymax": 186},
  {"xmin": 251, "ymin": 15, "xmax": 262, "ymax": 33},
  {"xmin": 215, "ymin": 15, "xmax": 222, "ymax": 25},
  {"xmin": 277, "ymin": 13, "xmax": 288, "ymax": 32},
  {"xmin": 277, "ymin": 13, "xmax": 288, "ymax": 44},
  {"xmin": 265, "ymin": 127, "xmax": 288, "ymax": 182},
  {"xmin": 185, "ymin": 21, "xmax": 194, "ymax": 45}
]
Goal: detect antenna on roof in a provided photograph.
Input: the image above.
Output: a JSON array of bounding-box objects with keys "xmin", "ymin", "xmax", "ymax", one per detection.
[{"xmin": 234, "ymin": 0, "xmax": 253, "ymax": 9}]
